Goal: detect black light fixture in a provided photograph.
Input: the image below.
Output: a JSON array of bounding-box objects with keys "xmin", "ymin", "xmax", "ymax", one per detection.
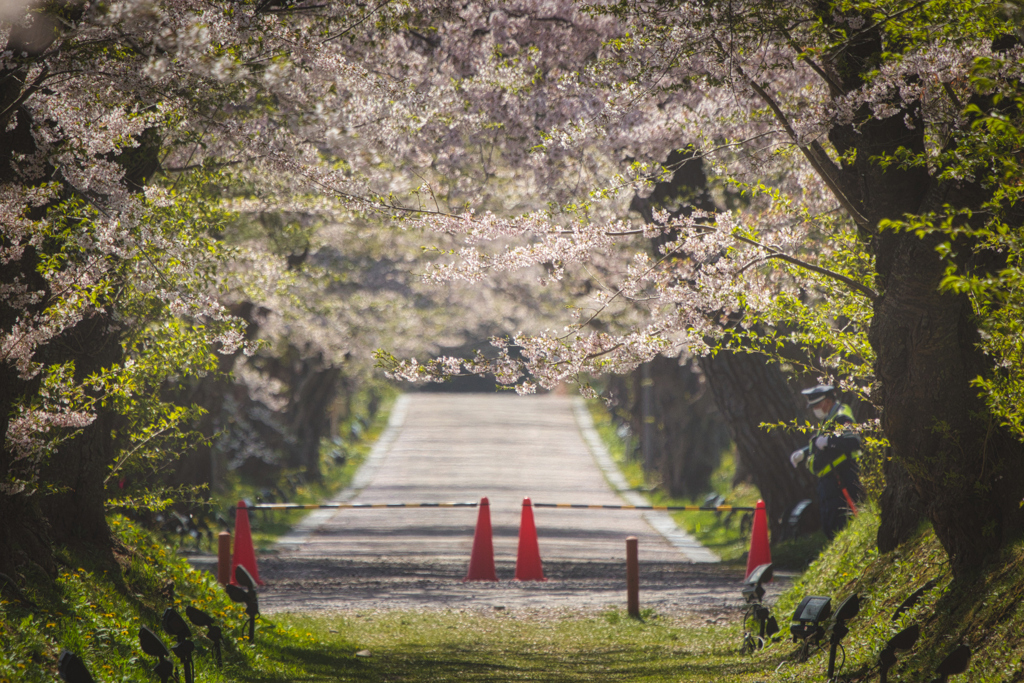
[
  {"xmin": 742, "ymin": 563, "xmax": 773, "ymax": 603},
  {"xmin": 139, "ymin": 626, "xmax": 175, "ymax": 683},
  {"xmin": 225, "ymin": 565, "xmax": 260, "ymax": 642},
  {"xmin": 891, "ymin": 580, "xmax": 937, "ymax": 621},
  {"xmin": 162, "ymin": 608, "xmax": 196, "ymax": 683},
  {"xmin": 186, "ymin": 605, "xmax": 224, "ymax": 667},
  {"xmin": 791, "ymin": 595, "xmax": 831, "ymax": 644},
  {"xmin": 879, "ymin": 624, "xmax": 920, "ymax": 683},
  {"xmin": 826, "ymin": 593, "xmax": 860, "ymax": 680},
  {"xmin": 57, "ymin": 650, "xmax": 96, "ymax": 683},
  {"xmin": 784, "ymin": 499, "xmax": 814, "ymax": 541},
  {"xmin": 740, "ymin": 563, "xmax": 778, "ymax": 651},
  {"xmin": 930, "ymin": 644, "xmax": 971, "ymax": 683}
]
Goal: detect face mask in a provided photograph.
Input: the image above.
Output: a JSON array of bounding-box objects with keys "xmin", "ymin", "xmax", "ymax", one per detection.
[{"xmin": 812, "ymin": 406, "xmax": 828, "ymax": 420}]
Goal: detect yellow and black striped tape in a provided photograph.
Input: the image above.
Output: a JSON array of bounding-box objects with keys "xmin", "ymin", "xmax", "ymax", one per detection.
[
  {"xmin": 532, "ymin": 503, "xmax": 755, "ymax": 511},
  {"xmin": 249, "ymin": 502, "xmax": 479, "ymax": 510},
  {"xmin": 248, "ymin": 502, "xmax": 755, "ymax": 512}
]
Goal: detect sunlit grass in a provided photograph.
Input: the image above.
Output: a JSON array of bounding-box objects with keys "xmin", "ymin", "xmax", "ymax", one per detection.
[
  {"xmin": 275, "ymin": 609, "xmax": 775, "ymax": 682},
  {"xmin": 6, "ymin": 490, "xmax": 1024, "ymax": 682},
  {"xmin": 8, "ymin": 393, "xmax": 1024, "ymax": 683}
]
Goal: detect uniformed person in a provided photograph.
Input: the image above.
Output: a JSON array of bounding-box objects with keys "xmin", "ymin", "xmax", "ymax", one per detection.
[{"xmin": 789, "ymin": 385, "xmax": 863, "ymax": 540}]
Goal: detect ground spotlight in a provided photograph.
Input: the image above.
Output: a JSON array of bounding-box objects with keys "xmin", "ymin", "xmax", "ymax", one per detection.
[
  {"xmin": 187, "ymin": 605, "xmax": 224, "ymax": 667},
  {"xmin": 740, "ymin": 563, "xmax": 778, "ymax": 652},
  {"xmin": 826, "ymin": 593, "xmax": 859, "ymax": 679},
  {"xmin": 891, "ymin": 580, "xmax": 937, "ymax": 621},
  {"xmin": 139, "ymin": 626, "xmax": 175, "ymax": 683},
  {"xmin": 791, "ymin": 595, "xmax": 831, "ymax": 643},
  {"xmin": 930, "ymin": 644, "xmax": 971, "ymax": 683},
  {"xmin": 225, "ymin": 565, "xmax": 260, "ymax": 642},
  {"xmin": 162, "ymin": 608, "xmax": 196, "ymax": 683},
  {"xmin": 879, "ymin": 623, "xmax": 919, "ymax": 683},
  {"xmin": 742, "ymin": 563, "xmax": 773, "ymax": 604},
  {"xmin": 57, "ymin": 650, "xmax": 96, "ymax": 683}
]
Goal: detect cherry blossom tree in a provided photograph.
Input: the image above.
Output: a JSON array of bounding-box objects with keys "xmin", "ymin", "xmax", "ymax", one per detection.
[
  {"xmin": 0, "ymin": 0, "xmax": 601, "ymax": 570},
  {"xmin": 0, "ymin": 0, "xmax": 466, "ymax": 570},
  {"xmin": 381, "ymin": 0, "xmax": 1024, "ymax": 575},
  {"xmin": 4, "ymin": 0, "xmax": 1023, "ymax": 580}
]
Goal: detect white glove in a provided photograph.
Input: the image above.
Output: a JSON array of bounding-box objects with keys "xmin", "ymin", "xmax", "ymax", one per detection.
[
  {"xmin": 814, "ymin": 435, "xmax": 829, "ymax": 450},
  {"xmin": 790, "ymin": 449, "xmax": 805, "ymax": 468}
]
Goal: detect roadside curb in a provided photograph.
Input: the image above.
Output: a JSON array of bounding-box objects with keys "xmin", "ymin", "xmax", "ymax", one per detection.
[
  {"xmin": 571, "ymin": 397, "xmax": 720, "ymax": 564},
  {"xmin": 276, "ymin": 394, "xmax": 411, "ymax": 549}
]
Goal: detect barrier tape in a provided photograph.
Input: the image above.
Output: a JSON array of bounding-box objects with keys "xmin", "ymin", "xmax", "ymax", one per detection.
[
  {"xmin": 531, "ymin": 503, "xmax": 756, "ymax": 511},
  {"xmin": 249, "ymin": 502, "xmax": 478, "ymax": 510},
  {"xmin": 248, "ymin": 502, "xmax": 755, "ymax": 512}
]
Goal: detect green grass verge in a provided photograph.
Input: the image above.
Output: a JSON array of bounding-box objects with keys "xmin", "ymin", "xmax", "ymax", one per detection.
[
  {"xmin": 8, "ymin": 393, "xmax": 1024, "ymax": 682},
  {"xmin": 0, "ymin": 517, "xmax": 357, "ymax": 683},
  {"xmin": 7, "ymin": 447, "xmax": 1024, "ymax": 681},
  {"xmin": 275, "ymin": 610, "xmax": 773, "ymax": 682},
  {"xmin": 0, "ymin": 516, "xmax": 774, "ymax": 683},
  {"xmin": 758, "ymin": 505, "xmax": 1024, "ymax": 683},
  {"xmin": 8, "ymin": 503, "xmax": 1022, "ymax": 682},
  {"xmin": 585, "ymin": 399, "xmax": 827, "ymax": 570},
  {"xmin": 211, "ymin": 389, "xmax": 398, "ymax": 551}
]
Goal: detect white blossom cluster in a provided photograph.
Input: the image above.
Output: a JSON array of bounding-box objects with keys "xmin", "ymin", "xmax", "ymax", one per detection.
[
  {"xmin": 372, "ymin": 0, "xmax": 1015, "ymax": 398},
  {"xmin": 2, "ymin": 0, "xmax": 1017, "ymax": 461}
]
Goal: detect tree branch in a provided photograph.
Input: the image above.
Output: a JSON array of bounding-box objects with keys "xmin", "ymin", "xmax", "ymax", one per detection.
[
  {"xmin": 715, "ymin": 37, "xmax": 870, "ymax": 231},
  {"xmin": 321, "ymin": 0, "xmax": 391, "ymax": 44},
  {"xmin": 732, "ymin": 233, "xmax": 878, "ymax": 301},
  {"xmin": 0, "ymin": 65, "xmax": 49, "ymax": 131},
  {"xmin": 782, "ymin": 30, "xmax": 843, "ymax": 97}
]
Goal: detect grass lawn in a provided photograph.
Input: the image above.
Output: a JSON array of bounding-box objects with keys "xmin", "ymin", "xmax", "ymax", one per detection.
[
  {"xmin": 271, "ymin": 609, "xmax": 772, "ymax": 683},
  {"xmin": 8, "ymin": 489, "xmax": 1024, "ymax": 683}
]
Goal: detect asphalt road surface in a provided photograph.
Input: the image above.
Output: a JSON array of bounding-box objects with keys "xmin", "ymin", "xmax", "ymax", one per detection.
[{"xmin": 241, "ymin": 393, "xmax": 777, "ymax": 616}]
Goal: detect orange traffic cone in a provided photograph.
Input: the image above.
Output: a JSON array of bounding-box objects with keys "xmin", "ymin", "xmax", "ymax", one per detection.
[
  {"xmin": 745, "ymin": 499, "xmax": 772, "ymax": 582},
  {"xmin": 514, "ymin": 497, "xmax": 546, "ymax": 581},
  {"xmin": 231, "ymin": 501, "xmax": 264, "ymax": 586},
  {"xmin": 464, "ymin": 497, "xmax": 498, "ymax": 581}
]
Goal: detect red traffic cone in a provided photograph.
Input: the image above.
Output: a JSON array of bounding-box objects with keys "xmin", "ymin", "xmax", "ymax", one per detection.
[
  {"xmin": 514, "ymin": 497, "xmax": 546, "ymax": 581},
  {"xmin": 464, "ymin": 497, "xmax": 498, "ymax": 582},
  {"xmin": 745, "ymin": 499, "xmax": 772, "ymax": 582},
  {"xmin": 231, "ymin": 501, "xmax": 264, "ymax": 586}
]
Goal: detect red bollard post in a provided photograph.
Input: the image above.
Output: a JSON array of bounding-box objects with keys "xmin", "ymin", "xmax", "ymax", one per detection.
[
  {"xmin": 217, "ymin": 531, "xmax": 231, "ymax": 585},
  {"xmin": 626, "ymin": 536, "xmax": 640, "ymax": 619}
]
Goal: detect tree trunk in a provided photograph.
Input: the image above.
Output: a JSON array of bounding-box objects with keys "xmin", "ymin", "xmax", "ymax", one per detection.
[
  {"xmin": 700, "ymin": 350, "xmax": 819, "ymax": 538},
  {"xmin": 285, "ymin": 360, "xmax": 342, "ymax": 482},
  {"xmin": 0, "ymin": 15, "xmax": 122, "ymax": 573},
  {"xmin": 876, "ymin": 454, "xmax": 924, "ymax": 553},
  {"xmin": 867, "ymin": 223, "xmax": 1024, "ymax": 572},
  {"xmin": 630, "ymin": 148, "xmax": 818, "ymax": 536},
  {"xmin": 606, "ymin": 358, "xmax": 737, "ymax": 497},
  {"xmin": 821, "ymin": 26, "xmax": 1024, "ymax": 575},
  {"xmin": 35, "ymin": 311, "xmax": 125, "ymax": 556},
  {"xmin": 649, "ymin": 356, "xmax": 731, "ymax": 499},
  {"xmin": 607, "ymin": 356, "xmax": 731, "ymax": 499}
]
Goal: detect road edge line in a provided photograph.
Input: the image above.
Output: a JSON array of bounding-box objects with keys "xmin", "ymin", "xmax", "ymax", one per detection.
[
  {"xmin": 276, "ymin": 394, "xmax": 411, "ymax": 548},
  {"xmin": 570, "ymin": 396, "xmax": 720, "ymax": 564}
]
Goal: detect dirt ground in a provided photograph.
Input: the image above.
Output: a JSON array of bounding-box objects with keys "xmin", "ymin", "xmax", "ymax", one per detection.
[
  {"xmin": 188, "ymin": 393, "xmax": 792, "ymax": 623},
  {"xmin": 187, "ymin": 553, "xmax": 792, "ymax": 624}
]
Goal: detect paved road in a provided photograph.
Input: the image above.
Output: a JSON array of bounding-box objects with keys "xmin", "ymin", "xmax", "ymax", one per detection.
[{"xmin": 255, "ymin": 393, "xmax": 766, "ymax": 615}]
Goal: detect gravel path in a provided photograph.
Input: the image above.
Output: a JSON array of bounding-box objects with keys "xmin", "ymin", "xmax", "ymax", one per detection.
[{"xmin": 198, "ymin": 393, "xmax": 790, "ymax": 618}]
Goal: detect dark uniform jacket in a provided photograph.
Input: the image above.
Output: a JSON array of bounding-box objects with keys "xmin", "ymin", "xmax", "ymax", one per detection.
[
  {"xmin": 797, "ymin": 401, "xmax": 863, "ymax": 539},
  {"xmin": 808, "ymin": 402, "xmax": 861, "ymax": 488}
]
